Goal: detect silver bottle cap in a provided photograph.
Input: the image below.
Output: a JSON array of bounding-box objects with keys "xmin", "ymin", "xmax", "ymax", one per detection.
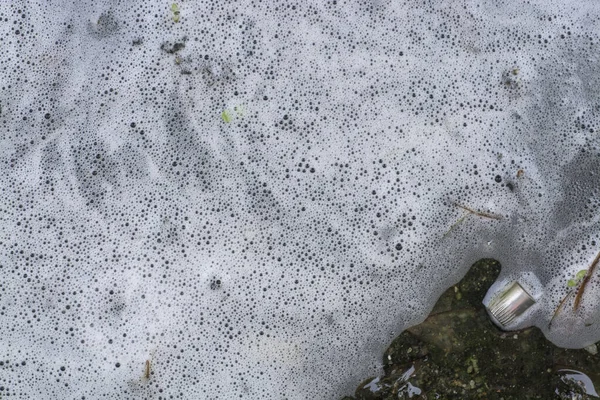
[{"xmin": 486, "ymin": 281, "xmax": 535, "ymax": 329}]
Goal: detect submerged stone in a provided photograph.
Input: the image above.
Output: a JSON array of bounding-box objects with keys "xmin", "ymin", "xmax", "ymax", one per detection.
[{"xmin": 348, "ymin": 259, "xmax": 600, "ymax": 400}]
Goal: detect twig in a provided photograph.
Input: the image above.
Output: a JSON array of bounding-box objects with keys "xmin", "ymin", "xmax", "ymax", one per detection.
[
  {"xmin": 548, "ymin": 289, "xmax": 574, "ymax": 329},
  {"xmin": 574, "ymin": 250, "xmax": 600, "ymax": 311}
]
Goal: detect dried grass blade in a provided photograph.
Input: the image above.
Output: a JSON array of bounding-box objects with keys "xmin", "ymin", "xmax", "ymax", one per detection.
[
  {"xmin": 548, "ymin": 289, "xmax": 574, "ymax": 329},
  {"xmin": 454, "ymin": 203, "xmax": 502, "ymax": 220},
  {"xmin": 573, "ymin": 250, "xmax": 600, "ymax": 311}
]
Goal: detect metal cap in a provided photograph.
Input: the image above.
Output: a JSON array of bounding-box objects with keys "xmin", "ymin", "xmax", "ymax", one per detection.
[{"xmin": 486, "ymin": 281, "xmax": 535, "ymax": 329}]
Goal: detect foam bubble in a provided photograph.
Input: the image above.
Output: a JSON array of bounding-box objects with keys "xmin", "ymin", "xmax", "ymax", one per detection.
[{"xmin": 0, "ymin": 0, "xmax": 599, "ymax": 398}]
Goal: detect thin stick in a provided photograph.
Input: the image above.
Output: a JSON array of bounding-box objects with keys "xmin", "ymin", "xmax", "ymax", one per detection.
[
  {"xmin": 574, "ymin": 250, "xmax": 600, "ymax": 311},
  {"xmin": 454, "ymin": 203, "xmax": 503, "ymax": 220},
  {"xmin": 548, "ymin": 289, "xmax": 574, "ymax": 329}
]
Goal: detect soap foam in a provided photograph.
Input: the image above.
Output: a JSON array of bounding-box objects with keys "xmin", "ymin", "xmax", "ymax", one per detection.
[{"xmin": 0, "ymin": 0, "xmax": 599, "ymax": 398}]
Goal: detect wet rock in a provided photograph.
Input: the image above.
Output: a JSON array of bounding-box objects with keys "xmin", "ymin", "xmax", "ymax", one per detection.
[{"xmin": 347, "ymin": 259, "xmax": 600, "ymax": 400}]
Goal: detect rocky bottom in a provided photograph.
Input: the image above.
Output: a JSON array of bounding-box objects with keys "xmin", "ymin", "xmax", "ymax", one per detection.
[{"xmin": 343, "ymin": 259, "xmax": 600, "ymax": 400}]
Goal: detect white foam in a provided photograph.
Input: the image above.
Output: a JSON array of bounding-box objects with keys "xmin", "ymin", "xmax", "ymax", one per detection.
[{"xmin": 0, "ymin": 0, "xmax": 599, "ymax": 398}]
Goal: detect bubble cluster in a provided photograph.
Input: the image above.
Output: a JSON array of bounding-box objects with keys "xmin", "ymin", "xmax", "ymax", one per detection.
[{"xmin": 0, "ymin": 0, "xmax": 599, "ymax": 398}]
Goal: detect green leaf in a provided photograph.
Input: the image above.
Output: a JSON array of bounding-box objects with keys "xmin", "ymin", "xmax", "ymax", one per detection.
[
  {"xmin": 576, "ymin": 269, "xmax": 587, "ymax": 280},
  {"xmin": 221, "ymin": 110, "xmax": 231, "ymax": 123},
  {"xmin": 567, "ymin": 279, "xmax": 577, "ymax": 287},
  {"xmin": 171, "ymin": 3, "xmax": 179, "ymax": 12}
]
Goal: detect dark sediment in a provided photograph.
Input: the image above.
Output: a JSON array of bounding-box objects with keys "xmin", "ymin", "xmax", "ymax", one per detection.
[{"xmin": 344, "ymin": 259, "xmax": 600, "ymax": 400}]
